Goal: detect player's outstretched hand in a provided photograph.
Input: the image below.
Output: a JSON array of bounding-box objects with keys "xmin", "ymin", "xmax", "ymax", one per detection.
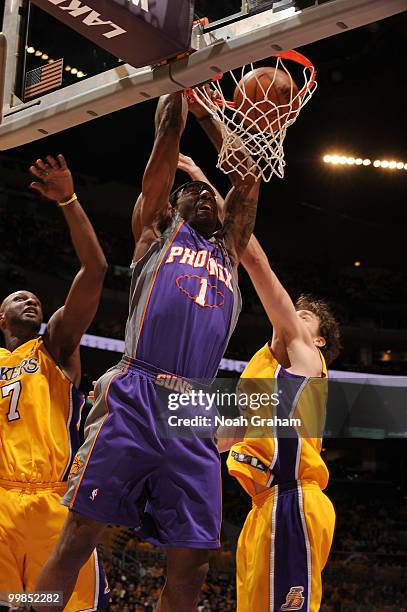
[
  {"xmin": 177, "ymin": 153, "xmax": 199, "ymax": 177},
  {"xmin": 177, "ymin": 153, "xmax": 209, "ymax": 184},
  {"xmin": 29, "ymin": 154, "xmax": 74, "ymax": 202},
  {"xmin": 87, "ymin": 380, "xmax": 97, "ymax": 404},
  {"xmin": 185, "ymin": 83, "xmax": 217, "ymax": 119}
]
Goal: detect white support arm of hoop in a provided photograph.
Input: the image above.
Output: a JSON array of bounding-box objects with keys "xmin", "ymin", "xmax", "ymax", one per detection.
[
  {"xmin": 0, "ymin": 0, "xmax": 405, "ymax": 149},
  {"xmin": 0, "ymin": 33, "xmax": 7, "ymax": 125}
]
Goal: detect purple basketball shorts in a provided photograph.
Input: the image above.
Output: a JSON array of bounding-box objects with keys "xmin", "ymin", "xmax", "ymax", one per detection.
[{"xmin": 62, "ymin": 356, "xmax": 222, "ymax": 549}]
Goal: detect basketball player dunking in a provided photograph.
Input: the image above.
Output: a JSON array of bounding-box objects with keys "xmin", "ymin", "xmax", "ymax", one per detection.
[
  {"xmin": 177, "ymin": 131, "xmax": 342, "ymax": 611},
  {"xmin": 0, "ymin": 155, "xmax": 108, "ymax": 611},
  {"xmin": 35, "ymin": 93, "xmax": 260, "ymax": 611}
]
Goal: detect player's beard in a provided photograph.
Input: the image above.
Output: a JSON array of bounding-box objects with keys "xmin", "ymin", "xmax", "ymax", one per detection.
[
  {"xmin": 189, "ymin": 216, "xmax": 218, "ymax": 239},
  {"xmin": 9, "ymin": 313, "xmax": 42, "ymax": 337}
]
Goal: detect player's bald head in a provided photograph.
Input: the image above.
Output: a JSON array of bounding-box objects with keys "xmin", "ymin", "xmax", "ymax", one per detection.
[
  {"xmin": 1, "ymin": 291, "xmax": 40, "ymax": 311},
  {"xmin": 0, "ymin": 291, "xmax": 43, "ymax": 337}
]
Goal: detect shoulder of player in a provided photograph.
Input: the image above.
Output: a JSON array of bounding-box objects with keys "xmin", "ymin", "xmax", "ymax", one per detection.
[
  {"xmin": 133, "ymin": 226, "xmax": 161, "ymax": 262},
  {"xmin": 40, "ymin": 335, "xmax": 81, "ymax": 386},
  {"xmin": 0, "ymin": 347, "xmax": 10, "ymax": 359},
  {"xmin": 133, "ymin": 210, "xmax": 179, "ymax": 263},
  {"xmin": 286, "ymin": 339, "xmax": 324, "ymax": 377},
  {"xmin": 212, "ymin": 231, "xmax": 238, "ymax": 269},
  {"xmin": 0, "ymin": 337, "xmax": 40, "ymax": 360}
]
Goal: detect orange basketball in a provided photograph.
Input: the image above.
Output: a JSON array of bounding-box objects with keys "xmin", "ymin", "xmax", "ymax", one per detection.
[{"xmin": 233, "ymin": 67, "xmax": 300, "ymax": 132}]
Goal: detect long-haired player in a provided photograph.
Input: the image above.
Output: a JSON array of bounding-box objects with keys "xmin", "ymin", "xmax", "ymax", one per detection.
[{"xmin": 178, "ymin": 104, "xmax": 341, "ymax": 610}]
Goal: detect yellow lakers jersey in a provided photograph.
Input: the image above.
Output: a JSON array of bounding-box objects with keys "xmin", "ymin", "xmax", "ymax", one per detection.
[
  {"xmin": 227, "ymin": 343, "xmax": 329, "ymax": 497},
  {"xmin": 0, "ymin": 337, "xmax": 84, "ymax": 483}
]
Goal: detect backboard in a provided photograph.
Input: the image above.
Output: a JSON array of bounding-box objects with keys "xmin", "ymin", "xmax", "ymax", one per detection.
[{"xmin": 0, "ymin": 0, "xmax": 406, "ymax": 149}]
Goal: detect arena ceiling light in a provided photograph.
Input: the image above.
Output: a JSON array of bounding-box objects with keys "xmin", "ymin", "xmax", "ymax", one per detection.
[
  {"xmin": 323, "ymin": 154, "xmax": 407, "ymax": 171},
  {"xmin": 25, "ymin": 46, "xmax": 87, "ymax": 78},
  {"xmin": 323, "ymin": 154, "xmax": 371, "ymax": 166},
  {"xmin": 373, "ymin": 159, "xmax": 407, "ymax": 170}
]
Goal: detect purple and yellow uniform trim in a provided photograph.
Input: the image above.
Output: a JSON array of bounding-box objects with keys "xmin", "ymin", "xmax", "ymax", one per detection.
[
  {"xmin": 0, "ymin": 337, "xmax": 108, "ymax": 611},
  {"xmin": 228, "ymin": 344, "xmax": 335, "ymax": 611},
  {"xmin": 63, "ymin": 214, "xmax": 241, "ymax": 548}
]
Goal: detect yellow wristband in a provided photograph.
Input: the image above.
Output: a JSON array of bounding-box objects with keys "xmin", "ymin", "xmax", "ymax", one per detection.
[{"xmin": 58, "ymin": 193, "xmax": 77, "ymax": 207}]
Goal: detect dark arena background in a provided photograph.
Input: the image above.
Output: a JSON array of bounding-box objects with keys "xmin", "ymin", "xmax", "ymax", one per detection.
[{"xmin": 0, "ymin": 1, "xmax": 406, "ymax": 610}]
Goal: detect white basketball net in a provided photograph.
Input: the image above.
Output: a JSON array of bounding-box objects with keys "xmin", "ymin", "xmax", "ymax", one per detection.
[{"xmin": 191, "ymin": 50, "xmax": 317, "ymax": 182}]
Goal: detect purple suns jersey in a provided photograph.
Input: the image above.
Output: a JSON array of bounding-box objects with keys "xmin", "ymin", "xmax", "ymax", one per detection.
[{"xmin": 125, "ymin": 213, "xmax": 241, "ymax": 379}]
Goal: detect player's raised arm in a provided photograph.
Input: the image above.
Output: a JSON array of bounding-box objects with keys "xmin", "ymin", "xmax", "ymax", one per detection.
[
  {"xmin": 242, "ymin": 234, "xmax": 299, "ymax": 332},
  {"xmin": 188, "ymin": 95, "xmax": 242, "ymax": 189},
  {"xmin": 221, "ymin": 178, "xmax": 260, "ymax": 268},
  {"xmin": 188, "ymin": 96, "xmax": 260, "ymax": 267},
  {"xmin": 242, "ymin": 235, "xmax": 324, "ymax": 374},
  {"xmin": 132, "ymin": 92, "xmax": 188, "ymax": 259},
  {"xmin": 29, "ymin": 155, "xmax": 107, "ymax": 382}
]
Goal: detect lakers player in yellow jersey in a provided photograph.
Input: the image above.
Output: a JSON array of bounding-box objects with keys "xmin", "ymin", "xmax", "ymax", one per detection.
[
  {"xmin": 225, "ymin": 235, "xmax": 341, "ymax": 612},
  {"xmin": 176, "ymin": 145, "xmax": 341, "ymax": 611},
  {"xmin": 0, "ymin": 155, "xmax": 108, "ymax": 611}
]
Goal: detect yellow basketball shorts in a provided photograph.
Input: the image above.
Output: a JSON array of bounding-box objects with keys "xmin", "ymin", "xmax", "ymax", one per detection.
[
  {"xmin": 0, "ymin": 480, "xmax": 109, "ymax": 611},
  {"xmin": 236, "ymin": 481, "xmax": 335, "ymax": 612}
]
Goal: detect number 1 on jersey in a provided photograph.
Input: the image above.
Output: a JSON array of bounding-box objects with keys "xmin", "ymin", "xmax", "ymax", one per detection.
[
  {"xmin": 195, "ymin": 277, "xmax": 208, "ymax": 307},
  {"xmin": 1, "ymin": 381, "xmax": 22, "ymax": 421}
]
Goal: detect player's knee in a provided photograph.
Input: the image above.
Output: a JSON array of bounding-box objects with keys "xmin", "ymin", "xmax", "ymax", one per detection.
[
  {"xmin": 167, "ymin": 554, "xmax": 209, "ymax": 588},
  {"xmin": 165, "ymin": 569, "xmax": 208, "ymax": 605},
  {"xmin": 178, "ymin": 560, "xmax": 208, "ymax": 586}
]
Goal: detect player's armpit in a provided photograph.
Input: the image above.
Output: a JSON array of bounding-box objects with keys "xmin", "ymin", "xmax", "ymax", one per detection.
[
  {"xmin": 132, "ymin": 223, "xmax": 163, "ymax": 263},
  {"xmin": 44, "ymin": 264, "xmax": 104, "ymax": 373}
]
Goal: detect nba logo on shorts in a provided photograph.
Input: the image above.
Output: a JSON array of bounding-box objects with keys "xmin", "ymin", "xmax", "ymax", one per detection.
[
  {"xmin": 90, "ymin": 488, "xmax": 99, "ymax": 501},
  {"xmin": 281, "ymin": 586, "xmax": 305, "ymax": 610}
]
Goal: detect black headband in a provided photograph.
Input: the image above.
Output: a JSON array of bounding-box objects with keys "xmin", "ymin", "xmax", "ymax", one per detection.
[
  {"xmin": 169, "ymin": 181, "xmax": 216, "ymax": 207},
  {"xmin": 169, "ymin": 180, "xmax": 223, "ymax": 231}
]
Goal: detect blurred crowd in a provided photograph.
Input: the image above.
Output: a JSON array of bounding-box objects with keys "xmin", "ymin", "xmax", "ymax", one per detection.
[
  {"xmin": 221, "ymin": 483, "xmax": 407, "ymax": 555},
  {"xmin": 102, "ymin": 546, "xmax": 406, "ymax": 611},
  {"xmin": 106, "ymin": 559, "xmax": 236, "ymax": 611},
  {"xmin": 98, "ymin": 480, "xmax": 407, "ymax": 611},
  {"xmin": 332, "ymin": 497, "xmax": 406, "ymax": 556},
  {"xmin": 0, "ymin": 202, "xmax": 133, "ymax": 289},
  {"xmin": 321, "ymin": 575, "xmax": 407, "ymax": 612},
  {"xmin": 2, "ymin": 199, "xmax": 406, "ymax": 313},
  {"xmin": 2, "ymin": 197, "xmax": 407, "ymax": 374}
]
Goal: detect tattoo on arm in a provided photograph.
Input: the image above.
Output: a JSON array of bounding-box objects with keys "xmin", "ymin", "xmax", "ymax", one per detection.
[
  {"xmin": 191, "ymin": 97, "xmax": 260, "ymax": 260},
  {"xmin": 196, "ymin": 116, "xmax": 223, "ymax": 153},
  {"xmin": 223, "ymin": 183, "xmax": 259, "ymax": 265}
]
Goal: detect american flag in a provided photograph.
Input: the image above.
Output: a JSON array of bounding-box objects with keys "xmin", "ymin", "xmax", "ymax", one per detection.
[{"xmin": 24, "ymin": 58, "xmax": 64, "ymax": 100}]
